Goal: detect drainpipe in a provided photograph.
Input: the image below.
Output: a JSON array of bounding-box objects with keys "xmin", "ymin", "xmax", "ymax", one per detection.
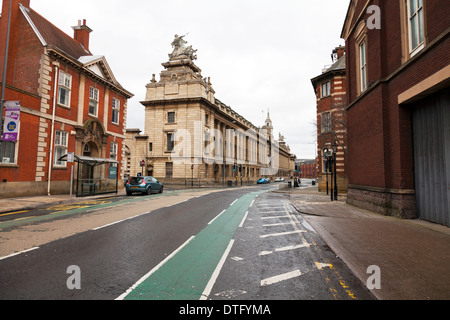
[
  {"xmin": 47, "ymin": 61, "xmax": 59, "ymax": 195},
  {"xmin": 0, "ymin": 0, "xmax": 12, "ymax": 138}
]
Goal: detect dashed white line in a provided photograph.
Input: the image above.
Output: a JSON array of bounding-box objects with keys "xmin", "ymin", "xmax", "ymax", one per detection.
[
  {"xmin": 261, "ymin": 270, "xmax": 302, "ymax": 286},
  {"xmin": 239, "ymin": 211, "xmax": 249, "ymax": 228},
  {"xmin": 116, "ymin": 236, "xmax": 195, "ymax": 300},
  {"xmin": 208, "ymin": 210, "xmax": 226, "ymax": 225},
  {"xmin": 259, "ymin": 243, "xmax": 311, "ymax": 256},
  {"xmin": 260, "ymin": 230, "xmax": 306, "ymax": 238},
  {"xmin": 230, "ymin": 199, "xmax": 238, "ymax": 207},
  {"xmin": 262, "ymin": 222, "xmax": 292, "ymax": 227},
  {"xmin": 201, "ymin": 239, "xmax": 235, "ymax": 300}
]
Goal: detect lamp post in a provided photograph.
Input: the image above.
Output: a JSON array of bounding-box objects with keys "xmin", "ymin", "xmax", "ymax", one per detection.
[
  {"xmin": 1, "ymin": 0, "xmax": 12, "ymax": 140},
  {"xmin": 323, "ymin": 148, "xmax": 330, "ymax": 195},
  {"xmin": 332, "ymin": 141, "xmax": 338, "ymax": 201}
]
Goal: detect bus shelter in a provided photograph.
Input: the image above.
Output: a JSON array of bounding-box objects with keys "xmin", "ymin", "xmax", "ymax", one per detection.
[{"xmin": 58, "ymin": 154, "xmax": 119, "ymax": 197}]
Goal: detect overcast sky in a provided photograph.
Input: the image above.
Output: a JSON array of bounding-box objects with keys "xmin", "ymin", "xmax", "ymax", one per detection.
[{"xmin": 32, "ymin": 0, "xmax": 349, "ymax": 159}]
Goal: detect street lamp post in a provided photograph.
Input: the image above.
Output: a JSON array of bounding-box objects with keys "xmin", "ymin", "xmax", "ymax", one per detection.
[
  {"xmin": 323, "ymin": 148, "xmax": 329, "ymax": 195},
  {"xmin": 332, "ymin": 142, "xmax": 338, "ymax": 201}
]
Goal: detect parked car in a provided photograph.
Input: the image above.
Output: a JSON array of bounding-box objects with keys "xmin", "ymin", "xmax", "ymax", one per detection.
[
  {"xmin": 125, "ymin": 176, "xmax": 163, "ymax": 196},
  {"xmin": 274, "ymin": 177, "xmax": 285, "ymax": 182},
  {"xmin": 257, "ymin": 178, "xmax": 268, "ymax": 184}
]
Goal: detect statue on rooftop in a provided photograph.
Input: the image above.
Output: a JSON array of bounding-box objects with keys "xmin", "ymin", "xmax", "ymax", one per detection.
[{"xmin": 169, "ymin": 34, "xmax": 198, "ymax": 61}]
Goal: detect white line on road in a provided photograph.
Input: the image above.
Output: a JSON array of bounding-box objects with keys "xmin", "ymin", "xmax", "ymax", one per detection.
[
  {"xmin": 261, "ymin": 215, "xmax": 291, "ymax": 220},
  {"xmin": 200, "ymin": 239, "xmax": 235, "ymax": 300},
  {"xmin": 260, "ymin": 270, "xmax": 302, "ymax": 286},
  {"xmin": 116, "ymin": 236, "xmax": 195, "ymax": 300},
  {"xmin": 239, "ymin": 211, "xmax": 249, "ymax": 228},
  {"xmin": 259, "ymin": 244, "xmax": 311, "ymax": 256},
  {"xmin": 262, "ymin": 222, "xmax": 293, "ymax": 227},
  {"xmin": 0, "ymin": 247, "xmax": 40, "ymax": 261},
  {"xmin": 229, "ymin": 199, "xmax": 238, "ymax": 207},
  {"xmin": 208, "ymin": 210, "xmax": 226, "ymax": 225},
  {"xmin": 92, "ymin": 211, "xmax": 153, "ymax": 231},
  {"xmin": 260, "ymin": 230, "xmax": 306, "ymax": 238}
]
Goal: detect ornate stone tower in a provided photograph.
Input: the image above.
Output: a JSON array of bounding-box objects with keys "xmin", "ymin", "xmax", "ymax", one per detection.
[{"xmin": 144, "ymin": 34, "xmax": 215, "ymax": 105}]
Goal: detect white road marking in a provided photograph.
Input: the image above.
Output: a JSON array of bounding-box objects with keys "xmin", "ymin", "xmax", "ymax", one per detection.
[
  {"xmin": 261, "ymin": 215, "xmax": 291, "ymax": 220},
  {"xmin": 208, "ymin": 210, "xmax": 226, "ymax": 225},
  {"xmin": 261, "ymin": 270, "xmax": 302, "ymax": 286},
  {"xmin": 0, "ymin": 247, "xmax": 40, "ymax": 261},
  {"xmin": 239, "ymin": 211, "xmax": 249, "ymax": 227},
  {"xmin": 201, "ymin": 239, "xmax": 235, "ymax": 300},
  {"xmin": 262, "ymin": 222, "xmax": 292, "ymax": 227},
  {"xmin": 260, "ymin": 230, "xmax": 306, "ymax": 238},
  {"xmin": 259, "ymin": 243, "xmax": 311, "ymax": 256},
  {"xmin": 116, "ymin": 236, "xmax": 195, "ymax": 300}
]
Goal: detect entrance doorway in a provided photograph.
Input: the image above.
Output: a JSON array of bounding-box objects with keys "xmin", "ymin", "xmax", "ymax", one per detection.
[{"xmin": 412, "ymin": 89, "xmax": 450, "ymax": 227}]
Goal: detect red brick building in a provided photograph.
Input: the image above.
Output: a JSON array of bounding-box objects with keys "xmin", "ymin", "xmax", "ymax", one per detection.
[
  {"xmin": 0, "ymin": 0, "xmax": 133, "ymax": 197},
  {"xmin": 311, "ymin": 46, "xmax": 348, "ymax": 193},
  {"xmin": 341, "ymin": 0, "xmax": 449, "ymax": 226}
]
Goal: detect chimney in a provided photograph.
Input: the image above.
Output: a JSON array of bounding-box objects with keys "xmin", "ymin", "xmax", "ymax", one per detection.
[
  {"xmin": 332, "ymin": 46, "xmax": 345, "ymax": 62},
  {"xmin": 72, "ymin": 19, "xmax": 92, "ymax": 52}
]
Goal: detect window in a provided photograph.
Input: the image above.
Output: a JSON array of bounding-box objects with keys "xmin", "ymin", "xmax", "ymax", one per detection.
[
  {"xmin": 166, "ymin": 132, "xmax": 174, "ymax": 152},
  {"xmin": 165, "ymin": 162, "xmax": 173, "ymax": 178},
  {"xmin": 149, "ymin": 142, "xmax": 153, "ymax": 152},
  {"xmin": 205, "ymin": 113, "xmax": 209, "ymax": 125},
  {"xmin": 167, "ymin": 112, "xmax": 176, "ymax": 123},
  {"xmin": 112, "ymin": 98, "xmax": 120, "ymax": 124},
  {"xmin": 58, "ymin": 71, "xmax": 72, "ymax": 107},
  {"xmin": 407, "ymin": 0, "xmax": 424, "ymax": 55},
  {"xmin": 89, "ymin": 87, "xmax": 99, "ymax": 116},
  {"xmin": 110, "ymin": 142, "xmax": 118, "ymax": 160},
  {"xmin": 321, "ymin": 82, "xmax": 331, "ymax": 97},
  {"xmin": 321, "ymin": 112, "xmax": 331, "ymax": 133},
  {"xmin": 359, "ymin": 39, "xmax": 368, "ymax": 92},
  {"xmin": 0, "ymin": 141, "xmax": 16, "ymax": 164},
  {"xmin": 54, "ymin": 130, "xmax": 68, "ymax": 167}
]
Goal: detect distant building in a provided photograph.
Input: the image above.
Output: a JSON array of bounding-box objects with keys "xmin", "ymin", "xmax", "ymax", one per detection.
[
  {"xmin": 0, "ymin": 0, "xmax": 133, "ymax": 197},
  {"xmin": 125, "ymin": 37, "xmax": 296, "ymax": 185},
  {"xmin": 296, "ymin": 159, "xmax": 317, "ymax": 180},
  {"xmin": 341, "ymin": 0, "xmax": 449, "ymax": 226},
  {"xmin": 311, "ymin": 46, "xmax": 348, "ymax": 193}
]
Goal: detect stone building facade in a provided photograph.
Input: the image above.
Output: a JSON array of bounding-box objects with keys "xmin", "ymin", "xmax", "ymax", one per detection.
[{"xmin": 125, "ymin": 37, "xmax": 295, "ymax": 185}]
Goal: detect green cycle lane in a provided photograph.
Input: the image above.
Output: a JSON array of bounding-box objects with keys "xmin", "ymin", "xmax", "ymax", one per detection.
[{"xmin": 119, "ymin": 190, "xmax": 265, "ymax": 300}]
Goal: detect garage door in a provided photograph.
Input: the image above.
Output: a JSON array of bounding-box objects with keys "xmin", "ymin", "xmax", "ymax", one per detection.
[{"xmin": 412, "ymin": 89, "xmax": 450, "ymax": 227}]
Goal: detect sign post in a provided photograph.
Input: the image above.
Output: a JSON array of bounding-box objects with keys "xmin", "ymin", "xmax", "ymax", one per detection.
[
  {"xmin": 67, "ymin": 152, "xmax": 74, "ymax": 197},
  {"xmin": 140, "ymin": 160, "xmax": 145, "ymax": 177}
]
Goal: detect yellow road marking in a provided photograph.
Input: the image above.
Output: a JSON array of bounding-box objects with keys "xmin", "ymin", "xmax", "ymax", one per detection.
[{"xmin": 0, "ymin": 210, "xmax": 30, "ymax": 217}]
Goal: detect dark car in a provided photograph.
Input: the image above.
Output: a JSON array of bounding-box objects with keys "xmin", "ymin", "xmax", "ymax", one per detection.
[{"xmin": 125, "ymin": 176, "xmax": 163, "ymax": 196}]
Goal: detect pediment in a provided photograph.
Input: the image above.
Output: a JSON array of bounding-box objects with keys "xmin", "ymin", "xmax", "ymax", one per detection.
[{"xmin": 78, "ymin": 55, "xmax": 118, "ymax": 84}]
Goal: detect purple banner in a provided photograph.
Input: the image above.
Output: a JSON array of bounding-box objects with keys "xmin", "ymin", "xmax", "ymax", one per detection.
[{"xmin": 2, "ymin": 101, "xmax": 20, "ymax": 142}]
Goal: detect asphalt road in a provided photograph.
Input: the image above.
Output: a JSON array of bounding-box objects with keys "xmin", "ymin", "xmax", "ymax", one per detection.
[{"xmin": 0, "ymin": 184, "xmax": 374, "ymax": 301}]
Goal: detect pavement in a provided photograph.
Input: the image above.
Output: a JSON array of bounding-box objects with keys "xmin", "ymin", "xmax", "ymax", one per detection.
[{"xmin": 1, "ymin": 184, "xmax": 449, "ymax": 300}]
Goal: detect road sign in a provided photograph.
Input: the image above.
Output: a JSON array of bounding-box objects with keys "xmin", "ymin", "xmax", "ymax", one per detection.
[
  {"xmin": 67, "ymin": 152, "xmax": 74, "ymax": 163},
  {"xmin": 140, "ymin": 160, "xmax": 145, "ymax": 167}
]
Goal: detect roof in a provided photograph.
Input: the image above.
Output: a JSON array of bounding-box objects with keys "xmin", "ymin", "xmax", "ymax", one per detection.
[
  {"xmin": 310, "ymin": 54, "xmax": 346, "ymax": 86},
  {"xmin": 18, "ymin": 4, "xmax": 133, "ymax": 98},
  {"xmin": 20, "ymin": 5, "xmax": 90, "ymax": 59}
]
